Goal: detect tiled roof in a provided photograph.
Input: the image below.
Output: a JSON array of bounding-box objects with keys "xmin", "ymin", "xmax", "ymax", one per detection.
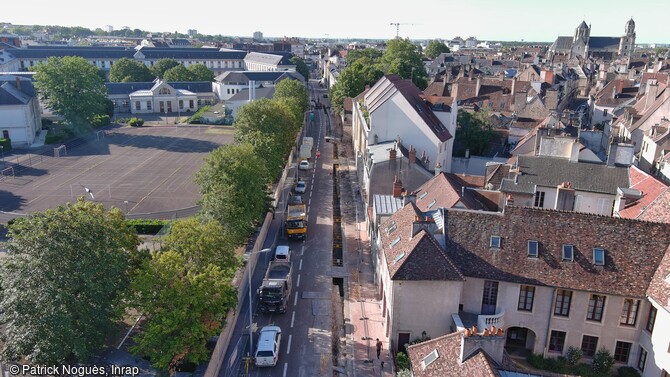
[
  {"xmin": 646, "ymin": 245, "xmax": 670, "ymax": 311},
  {"xmin": 637, "ymin": 184, "xmax": 670, "ymax": 224},
  {"xmin": 407, "ymin": 331, "xmax": 501, "ymax": 377},
  {"xmin": 229, "ymin": 86, "xmax": 275, "ymax": 101},
  {"xmin": 618, "ymin": 166, "xmax": 669, "ymax": 219},
  {"xmin": 414, "ymin": 173, "xmax": 483, "ymax": 211},
  {"xmin": 588, "ymin": 37, "xmax": 621, "ymax": 50},
  {"xmin": 442, "ymin": 206, "xmax": 670, "ymax": 297},
  {"xmin": 138, "ymin": 47, "xmax": 246, "ymax": 60},
  {"xmin": 595, "ymin": 79, "xmax": 637, "ymax": 107},
  {"xmin": 500, "ymin": 155, "xmax": 629, "ymax": 195},
  {"xmin": 379, "ymin": 202, "xmax": 463, "ymax": 281}
]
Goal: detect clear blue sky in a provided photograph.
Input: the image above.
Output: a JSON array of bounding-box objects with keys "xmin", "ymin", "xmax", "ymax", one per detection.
[{"xmin": 3, "ymin": 0, "xmax": 669, "ymax": 44}]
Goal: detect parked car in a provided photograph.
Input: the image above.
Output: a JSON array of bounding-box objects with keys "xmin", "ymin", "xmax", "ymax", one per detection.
[
  {"xmin": 273, "ymin": 245, "xmax": 291, "ymax": 263},
  {"xmin": 299, "ymin": 160, "xmax": 309, "ymax": 170},
  {"xmin": 288, "ymin": 194, "xmax": 302, "ymax": 205},
  {"xmin": 295, "ymin": 180, "xmax": 306, "ymax": 194},
  {"xmin": 255, "ymin": 326, "xmax": 282, "ymax": 367}
]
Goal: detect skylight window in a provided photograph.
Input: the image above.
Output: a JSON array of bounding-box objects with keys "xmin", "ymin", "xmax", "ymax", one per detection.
[
  {"xmin": 593, "ymin": 248, "xmax": 605, "ymax": 266},
  {"xmin": 393, "ymin": 252, "xmax": 406, "ymax": 264},
  {"xmin": 386, "ymin": 221, "xmax": 397, "ymax": 235},
  {"xmin": 419, "ymin": 192, "xmax": 428, "ymax": 199},
  {"xmin": 427, "ymin": 199, "xmax": 437, "ymax": 209},
  {"xmin": 490, "ymin": 236, "xmax": 501, "ymax": 249},
  {"xmin": 562, "ymin": 245, "xmax": 574, "ymax": 262},
  {"xmin": 527, "ymin": 240, "xmax": 538, "ymax": 258},
  {"xmin": 390, "ymin": 237, "xmax": 401, "ymax": 248},
  {"xmin": 421, "ymin": 349, "xmax": 439, "ymax": 370}
]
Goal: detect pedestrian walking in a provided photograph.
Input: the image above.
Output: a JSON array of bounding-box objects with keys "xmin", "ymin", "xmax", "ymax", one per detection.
[
  {"xmin": 316, "ymin": 151, "xmax": 321, "ymax": 159},
  {"xmin": 376, "ymin": 338, "xmax": 383, "ymax": 359}
]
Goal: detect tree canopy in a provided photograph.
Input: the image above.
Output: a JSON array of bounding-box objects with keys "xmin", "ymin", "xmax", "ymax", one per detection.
[
  {"xmin": 0, "ymin": 198, "xmax": 139, "ymax": 364},
  {"xmin": 150, "ymin": 59, "xmax": 180, "ymax": 79},
  {"xmin": 424, "ymin": 40, "xmax": 450, "ymax": 59},
  {"xmin": 33, "ymin": 56, "xmax": 109, "ymax": 128},
  {"xmin": 195, "ymin": 142, "xmax": 272, "ymax": 245},
  {"xmin": 163, "ymin": 64, "xmax": 195, "ymax": 82},
  {"xmin": 330, "ymin": 57, "xmax": 383, "ymax": 114},
  {"xmin": 454, "ymin": 109, "xmax": 497, "ymax": 156},
  {"xmin": 188, "ymin": 64, "xmax": 215, "ymax": 81},
  {"xmin": 109, "ymin": 57, "xmax": 154, "ymax": 82},
  {"xmin": 273, "ymin": 79, "xmax": 309, "ymax": 123},
  {"xmin": 233, "ymin": 99, "xmax": 299, "ymax": 180},
  {"xmin": 289, "ymin": 56, "xmax": 310, "ymax": 81},
  {"xmin": 379, "ymin": 38, "xmax": 428, "ymax": 89},
  {"xmin": 128, "ymin": 218, "xmax": 238, "ymax": 370}
]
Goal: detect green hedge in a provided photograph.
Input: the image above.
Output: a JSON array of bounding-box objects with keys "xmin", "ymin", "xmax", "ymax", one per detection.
[
  {"xmin": 125, "ymin": 219, "xmax": 169, "ymax": 234},
  {"xmin": 128, "ymin": 117, "xmax": 144, "ymax": 127}
]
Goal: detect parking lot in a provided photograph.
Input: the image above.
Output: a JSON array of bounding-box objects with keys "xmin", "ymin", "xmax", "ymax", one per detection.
[{"xmin": 0, "ymin": 125, "xmax": 234, "ymax": 222}]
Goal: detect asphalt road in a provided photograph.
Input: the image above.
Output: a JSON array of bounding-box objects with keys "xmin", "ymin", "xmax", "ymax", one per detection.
[{"xmin": 221, "ymin": 81, "xmax": 340, "ymax": 377}]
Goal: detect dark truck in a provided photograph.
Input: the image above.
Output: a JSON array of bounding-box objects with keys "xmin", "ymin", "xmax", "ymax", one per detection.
[{"xmin": 257, "ymin": 261, "xmax": 293, "ymax": 313}]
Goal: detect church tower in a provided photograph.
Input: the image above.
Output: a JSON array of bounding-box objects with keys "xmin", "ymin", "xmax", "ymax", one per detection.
[
  {"xmin": 574, "ymin": 21, "xmax": 590, "ymax": 43},
  {"xmin": 619, "ymin": 18, "xmax": 636, "ymax": 56}
]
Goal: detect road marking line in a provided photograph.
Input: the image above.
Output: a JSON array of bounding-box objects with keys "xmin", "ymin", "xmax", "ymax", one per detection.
[
  {"xmin": 296, "ymin": 274, "xmax": 301, "ymax": 287},
  {"xmin": 291, "ymin": 311, "xmax": 296, "ymax": 328},
  {"xmin": 299, "ymin": 259, "xmax": 303, "ymax": 271},
  {"xmin": 306, "ymin": 215, "xmax": 309, "ymax": 222},
  {"xmin": 309, "ymin": 198, "xmax": 312, "ymax": 206},
  {"xmin": 283, "ymin": 363, "xmax": 288, "ymax": 377},
  {"xmin": 294, "ymin": 292, "xmax": 298, "ymax": 306},
  {"xmin": 301, "ymin": 246, "xmax": 305, "ymax": 255},
  {"xmin": 287, "ymin": 335, "xmax": 292, "ymax": 354}
]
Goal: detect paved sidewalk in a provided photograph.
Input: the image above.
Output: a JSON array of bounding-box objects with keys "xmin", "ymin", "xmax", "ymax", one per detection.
[{"xmin": 339, "ymin": 123, "xmax": 393, "ymax": 377}]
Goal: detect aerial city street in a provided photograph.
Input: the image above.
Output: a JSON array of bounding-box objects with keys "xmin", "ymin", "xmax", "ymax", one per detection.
[{"xmin": 1, "ymin": 4, "xmax": 670, "ymax": 377}]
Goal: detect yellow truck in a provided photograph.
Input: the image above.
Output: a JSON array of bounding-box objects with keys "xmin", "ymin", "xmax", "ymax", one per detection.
[{"xmin": 286, "ymin": 204, "xmax": 307, "ymax": 239}]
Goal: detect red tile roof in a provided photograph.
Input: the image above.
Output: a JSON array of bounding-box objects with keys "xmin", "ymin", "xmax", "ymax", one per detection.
[
  {"xmin": 442, "ymin": 206, "xmax": 670, "ymax": 298},
  {"xmin": 646, "ymin": 245, "xmax": 670, "ymax": 311},
  {"xmin": 618, "ymin": 166, "xmax": 670, "ymax": 220},
  {"xmin": 407, "ymin": 331, "xmax": 501, "ymax": 377},
  {"xmin": 379, "ymin": 202, "xmax": 464, "ymax": 281},
  {"xmin": 637, "ymin": 185, "xmax": 670, "ymax": 224}
]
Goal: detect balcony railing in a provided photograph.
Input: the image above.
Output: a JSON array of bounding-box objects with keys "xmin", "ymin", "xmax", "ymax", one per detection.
[{"xmin": 478, "ymin": 308, "xmax": 505, "ymax": 331}]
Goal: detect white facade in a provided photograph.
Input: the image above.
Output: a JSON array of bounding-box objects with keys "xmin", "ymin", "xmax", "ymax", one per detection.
[
  {"xmin": 640, "ymin": 298, "xmax": 670, "ymax": 376},
  {"xmin": 0, "ymin": 76, "xmax": 41, "ymax": 147},
  {"xmin": 128, "ymin": 81, "xmax": 200, "ymax": 115}
]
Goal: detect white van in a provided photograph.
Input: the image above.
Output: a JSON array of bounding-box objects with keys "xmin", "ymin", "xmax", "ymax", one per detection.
[
  {"xmin": 274, "ymin": 245, "xmax": 291, "ymax": 263},
  {"xmin": 255, "ymin": 326, "xmax": 282, "ymax": 367}
]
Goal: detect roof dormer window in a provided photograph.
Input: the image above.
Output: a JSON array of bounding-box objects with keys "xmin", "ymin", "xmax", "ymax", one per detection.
[
  {"xmin": 593, "ymin": 248, "xmax": 605, "ymax": 266},
  {"xmin": 562, "ymin": 244, "xmax": 574, "ymax": 262},
  {"xmin": 527, "ymin": 240, "xmax": 538, "ymax": 258},
  {"xmin": 490, "ymin": 236, "xmax": 501, "ymax": 249}
]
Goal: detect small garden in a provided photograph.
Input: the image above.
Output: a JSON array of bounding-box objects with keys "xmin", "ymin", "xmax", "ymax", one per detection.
[{"xmin": 527, "ymin": 347, "xmax": 640, "ymax": 377}]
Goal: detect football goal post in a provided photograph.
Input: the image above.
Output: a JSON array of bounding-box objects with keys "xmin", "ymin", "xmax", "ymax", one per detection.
[
  {"xmin": 0, "ymin": 166, "xmax": 14, "ymax": 181},
  {"xmin": 54, "ymin": 145, "xmax": 67, "ymax": 158}
]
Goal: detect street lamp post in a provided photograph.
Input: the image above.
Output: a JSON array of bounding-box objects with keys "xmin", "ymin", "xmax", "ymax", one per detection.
[
  {"xmin": 124, "ymin": 200, "xmax": 129, "ymax": 216},
  {"xmin": 247, "ymin": 248, "xmax": 272, "ymax": 360}
]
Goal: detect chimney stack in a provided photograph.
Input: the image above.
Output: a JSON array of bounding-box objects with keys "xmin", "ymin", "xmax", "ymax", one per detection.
[
  {"xmin": 392, "ymin": 176, "xmax": 403, "ymax": 198},
  {"xmin": 390, "ymin": 148, "xmax": 397, "ymax": 160},
  {"xmin": 645, "ymin": 79, "xmax": 660, "ymax": 111},
  {"xmin": 15, "ymin": 76, "xmax": 21, "ymax": 90},
  {"xmin": 409, "ymin": 145, "xmax": 417, "ymax": 164}
]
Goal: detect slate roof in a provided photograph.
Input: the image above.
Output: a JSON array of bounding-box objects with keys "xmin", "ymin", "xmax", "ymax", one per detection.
[
  {"xmin": 379, "ymin": 202, "xmax": 463, "ymax": 281},
  {"xmin": 588, "ymin": 37, "xmax": 622, "ymax": 50},
  {"xmin": 646, "ymin": 245, "xmax": 670, "ymax": 311},
  {"xmin": 500, "ymin": 155, "xmax": 629, "ymax": 195},
  {"xmin": 407, "ymin": 331, "xmax": 501, "ymax": 377},
  {"xmin": 214, "ymin": 70, "xmax": 303, "ymax": 84},
  {"xmin": 106, "ymin": 81, "xmax": 213, "ymax": 95},
  {"xmin": 8, "ymin": 46, "xmax": 134, "ymax": 59},
  {"xmin": 137, "ymin": 48, "xmax": 246, "ymax": 60},
  {"xmin": 244, "ymin": 51, "xmax": 293, "ymax": 65},
  {"xmin": 0, "ymin": 76, "xmax": 36, "ymax": 105},
  {"xmin": 442, "ymin": 206, "xmax": 670, "ymax": 298},
  {"xmin": 552, "ymin": 37, "xmax": 574, "ymax": 51}
]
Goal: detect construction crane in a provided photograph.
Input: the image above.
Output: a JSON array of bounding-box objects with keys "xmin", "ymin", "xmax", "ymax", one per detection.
[{"xmin": 390, "ymin": 22, "xmax": 414, "ymax": 38}]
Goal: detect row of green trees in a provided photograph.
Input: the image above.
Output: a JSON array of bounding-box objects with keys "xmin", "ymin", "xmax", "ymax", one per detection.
[
  {"xmin": 109, "ymin": 58, "xmax": 214, "ymax": 83},
  {"xmin": 329, "ymin": 38, "xmax": 449, "ymax": 114},
  {"xmin": 0, "ymin": 77, "xmax": 309, "ymax": 371}
]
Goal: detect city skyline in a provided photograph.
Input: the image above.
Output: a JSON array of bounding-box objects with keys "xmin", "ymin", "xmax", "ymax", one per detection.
[{"xmin": 3, "ymin": 0, "xmax": 670, "ymax": 44}]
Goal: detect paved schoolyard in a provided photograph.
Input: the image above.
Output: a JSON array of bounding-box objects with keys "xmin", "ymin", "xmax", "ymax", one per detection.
[{"xmin": 0, "ymin": 125, "xmax": 234, "ymax": 221}]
